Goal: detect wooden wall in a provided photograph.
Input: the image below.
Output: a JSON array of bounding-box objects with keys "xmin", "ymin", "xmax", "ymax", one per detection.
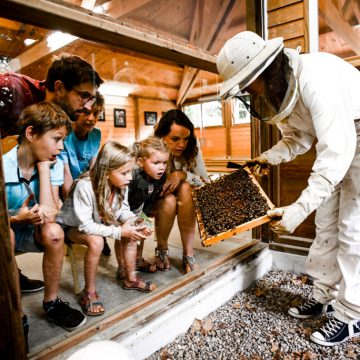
[
  {"xmin": 97, "ymin": 95, "xmax": 176, "ymax": 147},
  {"xmin": 195, "ymin": 127, "xmax": 227, "ymax": 157},
  {"xmin": 230, "ymin": 125, "xmax": 251, "ymax": 157},
  {"xmin": 268, "ymin": 0, "xmax": 308, "ymax": 53}
]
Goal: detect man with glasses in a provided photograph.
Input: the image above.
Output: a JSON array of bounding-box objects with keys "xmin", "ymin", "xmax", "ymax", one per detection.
[
  {"xmin": 0, "ymin": 55, "xmax": 103, "ymax": 290},
  {"xmin": 217, "ymin": 31, "xmax": 360, "ymax": 346}
]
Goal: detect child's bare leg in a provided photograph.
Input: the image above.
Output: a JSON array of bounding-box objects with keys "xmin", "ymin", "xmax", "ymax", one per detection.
[
  {"xmin": 65, "ymin": 228, "xmax": 104, "ymax": 315},
  {"xmin": 36, "ymin": 223, "xmax": 64, "ymax": 302},
  {"xmin": 121, "ymin": 238, "xmax": 156, "ymax": 291},
  {"xmin": 176, "ymin": 182, "xmax": 200, "ymax": 273},
  {"xmin": 136, "ymin": 240, "xmax": 156, "ymax": 273},
  {"xmin": 154, "ymin": 194, "xmax": 176, "ymax": 270}
]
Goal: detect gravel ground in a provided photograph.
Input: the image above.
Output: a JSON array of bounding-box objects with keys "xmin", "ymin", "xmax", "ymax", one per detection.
[{"xmin": 147, "ymin": 269, "xmax": 360, "ymax": 360}]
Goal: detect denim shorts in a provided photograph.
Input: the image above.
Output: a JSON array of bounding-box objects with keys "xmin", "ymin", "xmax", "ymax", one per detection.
[{"xmin": 12, "ymin": 224, "xmax": 44, "ymax": 253}]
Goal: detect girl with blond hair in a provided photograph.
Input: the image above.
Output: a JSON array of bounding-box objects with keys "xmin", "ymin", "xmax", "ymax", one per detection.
[{"xmin": 58, "ymin": 141, "xmax": 156, "ymax": 316}]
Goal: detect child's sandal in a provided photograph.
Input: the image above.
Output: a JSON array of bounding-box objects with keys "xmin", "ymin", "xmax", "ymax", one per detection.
[
  {"xmin": 136, "ymin": 258, "xmax": 157, "ymax": 273},
  {"xmin": 79, "ymin": 290, "xmax": 105, "ymax": 316},
  {"xmin": 155, "ymin": 248, "xmax": 171, "ymax": 271},
  {"xmin": 121, "ymin": 277, "xmax": 156, "ymax": 293},
  {"xmin": 183, "ymin": 255, "xmax": 200, "ymax": 273}
]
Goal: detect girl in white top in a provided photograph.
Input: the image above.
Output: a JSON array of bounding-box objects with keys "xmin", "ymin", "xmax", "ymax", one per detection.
[
  {"xmin": 58, "ymin": 141, "xmax": 156, "ymax": 316},
  {"xmin": 154, "ymin": 109, "xmax": 209, "ymax": 273}
]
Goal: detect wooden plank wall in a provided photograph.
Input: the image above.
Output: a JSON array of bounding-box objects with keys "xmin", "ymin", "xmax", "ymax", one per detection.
[
  {"xmin": 195, "ymin": 127, "xmax": 227, "ymax": 157},
  {"xmin": 230, "ymin": 125, "xmax": 251, "ymax": 157},
  {"xmin": 97, "ymin": 95, "xmax": 176, "ymax": 147},
  {"xmin": 268, "ymin": 0, "xmax": 308, "ymax": 53},
  {"xmin": 267, "ymin": 0, "xmax": 315, "ymax": 255}
]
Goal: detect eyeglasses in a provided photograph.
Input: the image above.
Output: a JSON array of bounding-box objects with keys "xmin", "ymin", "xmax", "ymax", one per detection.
[{"xmin": 72, "ymin": 88, "xmax": 96, "ymax": 106}]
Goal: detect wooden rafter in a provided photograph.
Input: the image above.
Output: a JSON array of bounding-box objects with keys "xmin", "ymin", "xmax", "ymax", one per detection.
[
  {"xmin": 106, "ymin": 0, "xmax": 152, "ymax": 19},
  {"xmin": 319, "ymin": 0, "xmax": 360, "ymax": 55},
  {"xmin": 176, "ymin": 0, "xmax": 235, "ymax": 105},
  {"xmin": 3, "ymin": 0, "xmax": 216, "ymax": 73}
]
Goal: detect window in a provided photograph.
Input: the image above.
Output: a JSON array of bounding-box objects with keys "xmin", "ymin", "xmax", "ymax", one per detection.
[
  {"xmin": 232, "ymin": 96, "xmax": 251, "ymax": 125},
  {"xmin": 183, "ymin": 100, "xmax": 222, "ymax": 128}
]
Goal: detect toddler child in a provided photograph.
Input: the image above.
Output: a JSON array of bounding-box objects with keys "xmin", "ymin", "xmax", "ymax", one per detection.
[{"xmin": 128, "ymin": 136, "xmax": 170, "ymax": 273}]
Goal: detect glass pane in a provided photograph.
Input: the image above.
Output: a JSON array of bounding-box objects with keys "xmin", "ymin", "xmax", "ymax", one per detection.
[
  {"xmin": 202, "ymin": 100, "xmax": 222, "ymax": 127},
  {"xmin": 233, "ymin": 98, "xmax": 251, "ymax": 125},
  {"xmin": 183, "ymin": 103, "xmax": 202, "ymax": 127},
  {"xmin": 319, "ymin": 0, "xmax": 360, "ymax": 59}
]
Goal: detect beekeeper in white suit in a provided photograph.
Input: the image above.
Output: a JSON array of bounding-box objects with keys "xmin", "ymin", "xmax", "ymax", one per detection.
[{"xmin": 217, "ymin": 31, "xmax": 360, "ymax": 346}]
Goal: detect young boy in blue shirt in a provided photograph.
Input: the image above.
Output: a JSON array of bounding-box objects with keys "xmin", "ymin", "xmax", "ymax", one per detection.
[
  {"xmin": 4, "ymin": 102, "xmax": 87, "ymax": 349},
  {"xmin": 58, "ymin": 92, "xmax": 111, "ymax": 255}
]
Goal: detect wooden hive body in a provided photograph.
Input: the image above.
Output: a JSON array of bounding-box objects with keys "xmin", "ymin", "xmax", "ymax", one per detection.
[{"xmin": 192, "ymin": 167, "xmax": 275, "ymax": 247}]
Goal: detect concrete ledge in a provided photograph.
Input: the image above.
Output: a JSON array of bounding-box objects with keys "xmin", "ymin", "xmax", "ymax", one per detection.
[
  {"xmin": 271, "ymin": 250, "xmax": 306, "ymax": 274},
  {"xmin": 56, "ymin": 244, "xmax": 272, "ymax": 360}
]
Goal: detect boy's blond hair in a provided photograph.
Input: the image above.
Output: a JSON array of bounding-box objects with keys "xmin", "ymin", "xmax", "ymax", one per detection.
[{"xmin": 18, "ymin": 101, "xmax": 71, "ymax": 144}]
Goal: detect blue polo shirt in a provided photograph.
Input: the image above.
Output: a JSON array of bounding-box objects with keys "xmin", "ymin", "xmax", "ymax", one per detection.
[
  {"xmin": 58, "ymin": 128, "xmax": 101, "ymax": 180},
  {"xmin": 4, "ymin": 146, "xmax": 64, "ymax": 214}
]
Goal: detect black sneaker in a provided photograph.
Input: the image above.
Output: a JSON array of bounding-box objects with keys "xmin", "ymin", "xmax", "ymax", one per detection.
[
  {"xmin": 310, "ymin": 317, "xmax": 360, "ymax": 346},
  {"xmin": 288, "ymin": 298, "xmax": 334, "ymax": 319},
  {"xmin": 19, "ymin": 270, "xmax": 44, "ymax": 293},
  {"xmin": 43, "ymin": 298, "xmax": 87, "ymax": 331},
  {"xmin": 22, "ymin": 315, "xmax": 29, "ymax": 353},
  {"xmin": 102, "ymin": 237, "xmax": 111, "ymax": 256}
]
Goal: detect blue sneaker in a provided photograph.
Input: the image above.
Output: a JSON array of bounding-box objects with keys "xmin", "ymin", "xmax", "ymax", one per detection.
[
  {"xmin": 310, "ymin": 317, "xmax": 360, "ymax": 346},
  {"xmin": 288, "ymin": 298, "xmax": 334, "ymax": 319}
]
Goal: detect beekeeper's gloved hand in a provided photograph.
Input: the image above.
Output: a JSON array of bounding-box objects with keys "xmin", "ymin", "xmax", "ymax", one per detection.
[
  {"xmin": 244, "ymin": 156, "xmax": 270, "ymax": 176},
  {"xmin": 267, "ymin": 203, "xmax": 307, "ymax": 235}
]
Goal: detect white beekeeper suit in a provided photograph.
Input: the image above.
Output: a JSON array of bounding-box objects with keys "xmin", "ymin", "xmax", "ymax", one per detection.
[{"xmin": 217, "ymin": 31, "xmax": 360, "ymax": 339}]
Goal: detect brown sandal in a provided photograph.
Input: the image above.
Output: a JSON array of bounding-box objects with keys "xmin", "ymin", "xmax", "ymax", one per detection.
[
  {"xmin": 121, "ymin": 277, "xmax": 156, "ymax": 293},
  {"xmin": 155, "ymin": 248, "xmax": 171, "ymax": 271},
  {"xmin": 183, "ymin": 255, "xmax": 200, "ymax": 273},
  {"xmin": 136, "ymin": 258, "xmax": 157, "ymax": 273},
  {"xmin": 79, "ymin": 290, "xmax": 105, "ymax": 316}
]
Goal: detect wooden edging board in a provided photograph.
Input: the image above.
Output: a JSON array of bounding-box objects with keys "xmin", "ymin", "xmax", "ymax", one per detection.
[
  {"xmin": 30, "ymin": 239, "xmax": 260, "ymax": 360},
  {"xmin": 193, "ymin": 167, "xmax": 275, "ymax": 247}
]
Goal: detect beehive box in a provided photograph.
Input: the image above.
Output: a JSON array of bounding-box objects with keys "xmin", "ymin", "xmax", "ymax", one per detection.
[{"xmin": 192, "ymin": 167, "xmax": 274, "ymax": 247}]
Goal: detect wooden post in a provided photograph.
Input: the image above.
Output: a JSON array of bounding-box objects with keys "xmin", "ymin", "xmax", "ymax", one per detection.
[{"xmin": 0, "ymin": 141, "xmax": 27, "ymax": 359}]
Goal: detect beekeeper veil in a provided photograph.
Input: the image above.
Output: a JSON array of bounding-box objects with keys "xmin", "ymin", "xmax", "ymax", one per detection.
[{"xmin": 216, "ymin": 31, "xmax": 299, "ymax": 124}]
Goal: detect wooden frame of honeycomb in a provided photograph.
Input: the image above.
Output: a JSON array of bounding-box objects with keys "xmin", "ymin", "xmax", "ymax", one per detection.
[{"xmin": 192, "ymin": 167, "xmax": 275, "ymax": 247}]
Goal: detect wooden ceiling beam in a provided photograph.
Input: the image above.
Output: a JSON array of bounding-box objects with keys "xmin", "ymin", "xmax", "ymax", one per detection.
[
  {"xmin": 319, "ymin": 0, "xmax": 360, "ymax": 55},
  {"xmin": 0, "ymin": 18, "xmax": 21, "ymax": 31},
  {"xmin": 106, "ymin": 0, "xmax": 152, "ymax": 19},
  {"xmin": 341, "ymin": 0, "xmax": 354, "ymax": 21},
  {"xmin": 176, "ymin": 0, "xmax": 202, "ymax": 106},
  {"xmin": 7, "ymin": 0, "xmax": 167, "ymax": 72},
  {"xmin": 2, "ymin": 0, "xmax": 217, "ymax": 73},
  {"xmin": 176, "ymin": 0, "xmax": 235, "ymax": 105}
]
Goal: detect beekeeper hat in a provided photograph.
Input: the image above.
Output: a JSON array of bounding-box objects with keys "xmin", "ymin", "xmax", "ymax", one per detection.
[{"xmin": 217, "ymin": 31, "xmax": 284, "ymax": 98}]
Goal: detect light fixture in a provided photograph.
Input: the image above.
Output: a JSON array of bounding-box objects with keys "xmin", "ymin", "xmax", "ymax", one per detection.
[
  {"xmin": 24, "ymin": 38, "xmax": 36, "ymax": 46},
  {"xmin": 99, "ymin": 81, "xmax": 133, "ymax": 97},
  {"xmin": 47, "ymin": 31, "xmax": 78, "ymax": 51}
]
